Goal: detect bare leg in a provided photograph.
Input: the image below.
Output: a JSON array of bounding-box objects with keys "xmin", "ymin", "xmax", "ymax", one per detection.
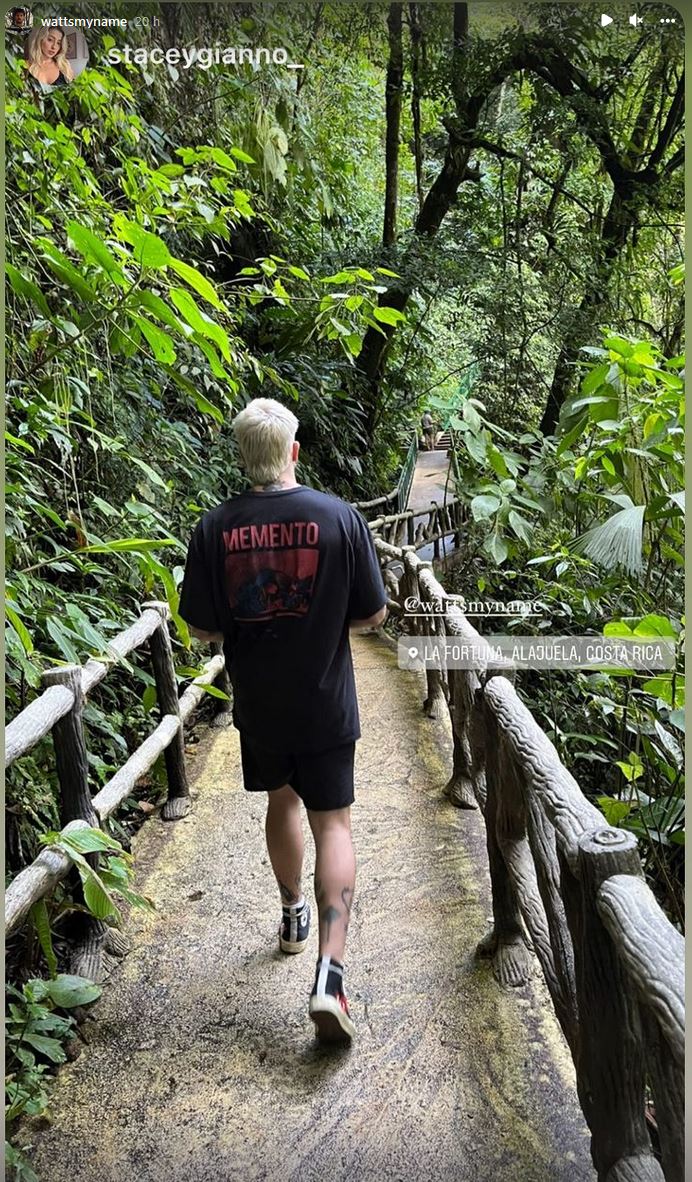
[
  {"xmin": 265, "ymin": 784, "xmax": 304, "ymax": 905},
  {"xmin": 306, "ymin": 806, "xmax": 355, "ymax": 963}
]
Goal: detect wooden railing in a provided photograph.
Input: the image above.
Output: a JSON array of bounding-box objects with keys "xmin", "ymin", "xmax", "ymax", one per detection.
[
  {"xmin": 4, "ymin": 602, "xmax": 231, "ymax": 981},
  {"xmin": 368, "ymin": 497, "xmax": 466, "ymax": 556},
  {"xmin": 352, "ymin": 432, "xmax": 419, "ymax": 519},
  {"xmin": 374, "ymin": 536, "xmax": 684, "ymax": 1182}
]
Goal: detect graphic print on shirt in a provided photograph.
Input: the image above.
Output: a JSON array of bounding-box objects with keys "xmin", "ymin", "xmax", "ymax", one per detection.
[{"xmin": 223, "ymin": 520, "xmax": 320, "ymax": 621}]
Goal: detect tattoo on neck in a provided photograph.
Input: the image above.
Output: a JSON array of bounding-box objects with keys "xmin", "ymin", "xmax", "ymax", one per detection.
[{"xmin": 259, "ymin": 479, "xmax": 290, "ymax": 491}]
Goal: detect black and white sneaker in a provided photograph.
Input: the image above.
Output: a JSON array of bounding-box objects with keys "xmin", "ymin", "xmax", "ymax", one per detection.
[
  {"xmin": 309, "ymin": 955, "xmax": 356, "ymax": 1043},
  {"xmin": 279, "ymin": 899, "xmax": 311, "ymax": 954}
]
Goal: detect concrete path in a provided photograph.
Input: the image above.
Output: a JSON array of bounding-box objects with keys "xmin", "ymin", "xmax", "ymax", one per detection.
[
  {"xmin": 406, "ymin": 445, "xmax": 456, "ymax": 562},
  {"xmin": 24, "ymin": 636, "xmax": 594, "ymax": 1182},
  {"xmin": 408, "ymin": 446, "xmax": 452, "ymax": 515}
]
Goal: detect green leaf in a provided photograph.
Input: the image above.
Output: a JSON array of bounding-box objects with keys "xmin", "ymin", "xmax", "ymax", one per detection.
[
  {"xmin": 230, "ymin": 147, "xmax": 256, "ymax": 163},
  {"xmin": 197, "ymin": 683, "xmax": 231, "ymax": 700},
  {"xmin": 471, "ymin": 494, "xmax": 500, "ymax": 521},
  {"xmin": 6, "ymin": 604, "xmax": 33, "ymax": 655},
  {"xmin": 508, "ymin": 510, "xmax": 533, "ymax": 545},
  {"xmin": 483, "ymin": 529, "xmax": 508, "ymax": 565},
  {"xmin": 115, "ymin": 218, "xmax": 171, "ymax": 268},
  {"xmin": 6, "ymin": 263, "xmax": 50, "ymax": 317},
  {"xmin": 641, "ymin": 675, "xmax": 684, "ymax": 707},
  {"xmin": 169, "ymin": 258, "xmax": 222, "ymax": 309},
  {"xmin": 142, "ymin": 685, "xmax": 157, "ymax": 714},
  {"xmin": 633, "ymin": 614, "xmax": 679, "ymax": 639},
  {"xmin": 372, "ymin": 305, "xmax": 406, "ymax": 326},
  {"xmin": 67, "ymin": 221, "xmax": 123, "ymax": 280},
  {"xmin": 464, "ymin": 430, "xmax": 487, "ymax": 464},
  {"xmin": 45, "ymin": 975, "xmax": 102, "ymax": 1008},
  {"xmin": 22, "ymin": 1033, "xmax": 67, "ymax": 1063},
  {"xmin": 462, "ymin": 400, "xmax": 482, "ymax": 432},
  {"xmin": 162, "ymin": 365, "xmax": 224, "ymax": 423},
  {"xmin": 77, "ymin": 537, "xmax": 177, "ymax": 554},
  {"xmin": 132, "ymin": 315, "xmax": 177, "ymax": 364},
  {"xmin": 30, "ymin": 900, "xmax": 57, "ymax": 979},
  {"xmin": 82, "ymin": 872, "xmax": 119, "ymax": 920},
  {"xmin": 133, "ymin": 290, "xmax": 187, "ymax": 335},
  {"xmin": 60, "ymin": 828, "xmax": 119, "ymax": 855},
  {"xmin": 5, "ymin": 429, "xmax": 35, "ymax": 453},
  {"xmin": 616, "ymin": 756, "xmax": 644, "ymax": 782},
  {"xmin": 128, "ymin": 455, "xmax": 168, "ymax": 491},
  {"xmin": 597, "ymin": 796, "xmax": 632, "ymax": 826},
  {"xmin": 169, "ymin": 288, "xmax": 233, "ymax": 361},
  {"xmin": 36, "ymin": 238, "xmax": 96, "ymax": 301}
]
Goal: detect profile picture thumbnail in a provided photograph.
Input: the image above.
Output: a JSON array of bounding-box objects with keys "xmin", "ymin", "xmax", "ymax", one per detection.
[
  {"xmin": 24, "ymin": 24, "xmax": 89, "ymax": 90},
  {"xmin": 6, "ymin": 7, "xmax": 33, "ymax": 30}
]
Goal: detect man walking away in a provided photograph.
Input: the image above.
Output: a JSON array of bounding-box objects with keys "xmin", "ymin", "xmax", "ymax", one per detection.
[
  {"xmin": 179, "ymin": 398, "xmax": 387, "ymax": 1043},
  {"xmin": 421, "ymin": 409, "xmax": 435, "ymax": 450}
]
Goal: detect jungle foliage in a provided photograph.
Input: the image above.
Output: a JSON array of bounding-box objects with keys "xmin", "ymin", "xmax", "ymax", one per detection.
[{"xmin": 4, "ymin": 3, "xmax": 685, "ymax": 1169}]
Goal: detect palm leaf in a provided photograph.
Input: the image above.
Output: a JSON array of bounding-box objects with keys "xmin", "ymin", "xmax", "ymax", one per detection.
[{"xmin": 572, "ymin": 503, "xmax": 645, "ymax": 574}]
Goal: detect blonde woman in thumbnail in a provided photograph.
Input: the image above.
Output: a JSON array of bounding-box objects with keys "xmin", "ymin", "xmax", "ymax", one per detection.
[{"xmin": 24, "ymin": 26, "xmax": 74, "ymax": 89}]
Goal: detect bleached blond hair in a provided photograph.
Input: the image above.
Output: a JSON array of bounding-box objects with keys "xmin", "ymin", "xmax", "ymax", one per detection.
[
  {"xmin": 25, "ymin": 26, "xmax": 75, "ymax": 82},
  {"xmin": 232, "ymin": 398, "xmax": 299, "ymax": 485}
]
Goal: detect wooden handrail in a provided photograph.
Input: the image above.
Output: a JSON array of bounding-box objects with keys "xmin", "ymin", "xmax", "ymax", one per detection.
[
  {"xmin": 5, "ymin": 608, "xmax": 162, "ymax": 769},
  {"xmin": 371, "ymin": 529, "xmax": 683, "ymax": 1182},
  {"xmin": 4, "ymin": 605, "xmax": 230, "ymax": 972},
  {"xmin": 352, "ymin": 433, "xmax": 418, "ymax": 519}
]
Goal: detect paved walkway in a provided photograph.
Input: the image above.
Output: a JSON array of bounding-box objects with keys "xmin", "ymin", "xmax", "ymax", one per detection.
[
  {"xmin": 408, "ymin": 446, "xmax": 452, "ymax": 515},
  {"xmin": 25, "ymin": 636, "xmax": 593, "ymax": 1182},
  {"xmin": 405, "ymin": 445, "xmax": 456, "ymax": 562}
]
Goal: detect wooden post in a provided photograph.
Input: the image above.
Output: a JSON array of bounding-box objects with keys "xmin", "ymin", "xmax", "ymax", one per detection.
[
  {"xmin": 573, "ymin": 828, "xmax": 664, "ymax": 1182},
  {"xmin": 42, "ymin": 665, "xmax": 110, "ymax": 981},
  {"xmin": 406, "ymin": 513, "xmax": 414, "ymax": 546},
  {"xmin": 209, "ymin": 640, "xmax": 233, "ymax": 730},
  {"xmin": 145, "ymin": 602, "xmax": 190, "ymax": 820},
  {"xmin": 453, "ymin": 500, "xmax": 462, "ymax": 548},
  {"xmin": 444, "ymin": 668, "xmax": 480, "ymax": 809},
  {"xmin": 42, "ymin": 666, "xmax": 98, "ymax": 829},
  {"xmin": 476, "ymin": 699, "xmax": 531, "ymax": 987}
]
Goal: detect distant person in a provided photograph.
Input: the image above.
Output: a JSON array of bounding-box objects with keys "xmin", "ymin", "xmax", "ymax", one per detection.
[
  {"xmin": 179, "ymin": 398, "xmax": 387, "ymax": 1044},
  {"xmin": 24, "ymin": 25, "xmax": 74, "ymax": 89},
  {"xmin": 421, "ymin": 409, "xmax": 436, "ymax": 450}
]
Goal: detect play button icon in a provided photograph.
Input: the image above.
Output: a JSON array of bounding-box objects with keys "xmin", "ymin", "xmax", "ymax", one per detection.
[{"xmin": 600, "ymin": 12, "xmax": 614, "ymax": 24}]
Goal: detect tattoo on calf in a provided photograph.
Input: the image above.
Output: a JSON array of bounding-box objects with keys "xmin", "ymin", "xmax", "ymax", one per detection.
[
  {"xmin": 279, "ymin": 879, "xmax": 295, "ymax": 903},
  {"xmin": 315, "ymin": 878, "xmax": 355, "ymax": 937},
  {"xmin": 322, "ymin": 905, "xmax": 340, "ymax": 939}
]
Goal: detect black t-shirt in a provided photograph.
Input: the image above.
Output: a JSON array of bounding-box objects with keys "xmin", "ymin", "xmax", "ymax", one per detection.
[{"xmin": 178, "ymin": 485, "xmax": 386, "ymax": 753}]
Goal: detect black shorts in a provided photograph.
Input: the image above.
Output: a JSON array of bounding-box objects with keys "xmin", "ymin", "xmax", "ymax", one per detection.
[{"xmin": 238, "ymin": 733, "xmax": 356, "ymax": 812}]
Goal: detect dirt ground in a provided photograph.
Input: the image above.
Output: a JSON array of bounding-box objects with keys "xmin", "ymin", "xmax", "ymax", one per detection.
[{"xmin": 24, "ymin": 634, "xmax": 594, "ymax": 1182}]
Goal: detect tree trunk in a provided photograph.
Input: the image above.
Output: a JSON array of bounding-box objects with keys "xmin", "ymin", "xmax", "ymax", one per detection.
[
  {"xmin": 409, "ymin": 3, "xmax": 424, "ymax": 211},
  {"xmin": 383, "ymin": 3, "xmax": 404, "ymax": 248},
  {"xmin": 538, "ymin": 187, "xmax": 636, "ymax": 436}
]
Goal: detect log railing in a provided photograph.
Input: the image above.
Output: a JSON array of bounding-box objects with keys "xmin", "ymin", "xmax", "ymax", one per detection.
[
  {"xmin": 375, "ymin": 537, "xmax": 684, "ymax": 1182},
  {"xmin": 367, "ymin": 497, "xmax": 466, "ymax": 554},
  {"xmin": 4, "ymin": 602, "xmax": 231, "ymax": 981}
]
